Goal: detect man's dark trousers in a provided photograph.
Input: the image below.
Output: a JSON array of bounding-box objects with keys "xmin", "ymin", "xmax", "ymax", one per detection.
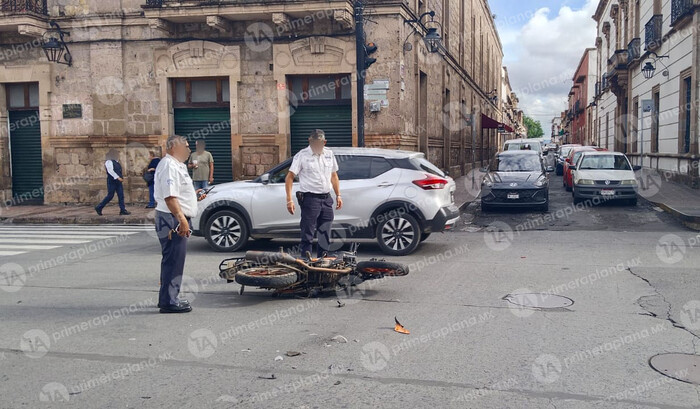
[
  {"xmin": 299, "ymin": 194, "xmax": 334, "ymax": 258},
  {"xmin": 97, "ymin": 178, "xmax": 126, "ymax": 213},
  {"xmin": 156, "ymin": 211, "xmax": 190, "ymax": 307}
]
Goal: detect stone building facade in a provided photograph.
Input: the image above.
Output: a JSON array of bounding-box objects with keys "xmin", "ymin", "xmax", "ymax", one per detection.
[
  {"xmin": 591, "ymin": 0, "xmax": 699, "ymax": 187},
  {"xmin": 0, "ymin": 0, "xmax": 508, "ymax": 205}
]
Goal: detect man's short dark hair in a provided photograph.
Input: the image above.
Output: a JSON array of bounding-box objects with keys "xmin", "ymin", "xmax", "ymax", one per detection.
[{"xmin": 309, "ymin": 129, "xmax": 326, "ymax": 140}]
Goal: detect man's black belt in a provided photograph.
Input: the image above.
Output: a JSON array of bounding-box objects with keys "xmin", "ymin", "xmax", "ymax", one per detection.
[{"xmin": 302, "ymin": 192, "xmax": 330, "ymax": 199}]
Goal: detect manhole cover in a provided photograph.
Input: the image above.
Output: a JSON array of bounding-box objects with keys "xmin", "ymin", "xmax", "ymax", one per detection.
[
  {"xmin": 649, "ymin": 353, "xmax": 700, "ymax": 385},
  {"xmin": 503, "ymin": 293, "xmax": 574, "ymax": 309}
]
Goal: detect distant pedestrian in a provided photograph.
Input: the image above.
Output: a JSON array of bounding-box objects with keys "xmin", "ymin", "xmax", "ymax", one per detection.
[
  {"xmin": 188, "ymin": 139, "xmax": 214, "ymax": 190},
  {"xmin": 154, "ymin": 135, "xmax": 208, "ymax": 314},
  {"xmin": 285, "ymin": 129, "xmax": 342, "ymax": 259},
  {"xmin": 95, "ymin": 149, "xmax": 130, "ymax": 216},
  {"xmin": 144, "ymin": 150, "xmax": 160, "ymax": 209}
]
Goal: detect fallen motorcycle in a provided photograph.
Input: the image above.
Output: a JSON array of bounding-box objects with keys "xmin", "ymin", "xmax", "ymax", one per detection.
[{"xmin": 218, "ymin": 244, "xmax": 409, "ymax": 297}]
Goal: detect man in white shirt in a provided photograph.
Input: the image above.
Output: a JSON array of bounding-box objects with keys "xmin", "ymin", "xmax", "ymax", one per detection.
[
  {"xmin": 285, "ymin": 129, "xmax": 342, "ymax": 259},
  {"xmin": 154, "ymin": 135, "xmax": 206, "ymax": 314}
]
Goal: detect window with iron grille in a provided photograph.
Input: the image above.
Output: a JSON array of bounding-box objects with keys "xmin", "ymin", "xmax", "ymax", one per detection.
[
  {"xmin": 0, "ymin": 0, "xmax": 47, "ymax": 14},
  {"xmin": 671, "ymin": 0, "xmax": 694, "ymax": 26},
  {"xmin": 645, "ymin": 14, "xmax": 662, "ymax": 51}
]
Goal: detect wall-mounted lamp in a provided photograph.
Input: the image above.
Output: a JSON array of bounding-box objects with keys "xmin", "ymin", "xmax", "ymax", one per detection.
[
  {"xmin": 42, "ymin": 21, "xmax": 72, "ymax": 66},
  {"xmin": 403, "ymin": 11, "xmax": 444, "ymax": 54},
  {"xmin": 641, "ymin": 52, "xmax": 669, "ymax": 79}
]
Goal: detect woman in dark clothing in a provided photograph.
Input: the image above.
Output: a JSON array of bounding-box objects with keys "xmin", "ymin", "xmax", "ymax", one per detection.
[{"xmin": 146, "ymin": 150, "xmax": 161, "ymax": 208}]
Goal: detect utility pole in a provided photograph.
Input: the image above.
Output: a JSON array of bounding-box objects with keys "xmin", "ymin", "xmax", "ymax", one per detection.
[{"xmin": 355, "ymin": 0, "xmax": 365, "ymax": 147}]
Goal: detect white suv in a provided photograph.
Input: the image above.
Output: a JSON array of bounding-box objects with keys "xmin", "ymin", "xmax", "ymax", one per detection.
[{"xmin": 192, "ymin": 147, "xmax": 460, "ymax": 256}]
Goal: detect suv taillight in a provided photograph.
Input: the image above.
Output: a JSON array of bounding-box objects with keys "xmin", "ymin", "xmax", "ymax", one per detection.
[{"xmin": 412, "ymin": 174, "xmax": 448, "ymax": 190}]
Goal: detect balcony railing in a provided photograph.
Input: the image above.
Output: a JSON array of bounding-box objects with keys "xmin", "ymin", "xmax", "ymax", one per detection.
[
  {"xmin": 0, "ymin": 0, "xmax": 47, "ymax": 14},
  {"xmin": 607, "ymin": 49, "xmax": 629, "ymax": 72},
  {"xmin": 628, "ymin": 38, "xmax": 641, "ymax": 62},
  {"xmin": 671, "ymin": 0, "xmax": 695, "ymax": 26},
  {"xmin": 645, "ymin": 14, "xmax": 663, "ymax": 51}
]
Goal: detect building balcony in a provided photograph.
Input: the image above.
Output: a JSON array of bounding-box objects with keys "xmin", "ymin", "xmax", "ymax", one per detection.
[
  {"xmin": 671, "ymin": 0, "xmax": 696, "ymax": 26},
  {"xmin": 607, "ymin": 49, "xmax": 629, "ymax": 76},
  {"xmin": 0, "ymin": 0, "xmax": 49, "ymax": 37},
  {"xmin": 142, "ymin": 0, "xmax": 356, "ymax": 34},
  {"xmin": 645, "ymin": 14, "xmax": 662, "ymax": 51}
]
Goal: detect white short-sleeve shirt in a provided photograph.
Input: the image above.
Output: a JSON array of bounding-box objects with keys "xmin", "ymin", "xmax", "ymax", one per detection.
[
  {"xmin": 289, "ymin": 146, "xmax": 339, "ymax": 194},
  {"xmin": 154, "ymin": 154, "xmax": 199, "ymax": 218}
]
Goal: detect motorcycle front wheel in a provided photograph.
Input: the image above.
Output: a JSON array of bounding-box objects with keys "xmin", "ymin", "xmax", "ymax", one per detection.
[{"xmin": 235, "ymin": 266, "xmax": 298, "ymax": 288}]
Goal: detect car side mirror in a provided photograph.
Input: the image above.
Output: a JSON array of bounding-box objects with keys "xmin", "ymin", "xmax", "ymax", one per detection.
[
  {"xmin": 632, "ymin": 165, "xmax": 642, "ymax": 171},
  {"xmin": 260, "ymin": 173, "xmax": 270, "ymax": 185},
  {"xmin": 479, "ymin": 166, "xmax": 489, "ymax": 173}
]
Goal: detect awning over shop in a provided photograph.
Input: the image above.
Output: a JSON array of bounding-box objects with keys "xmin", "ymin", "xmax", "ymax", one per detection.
[{"xmin": 481, "ymin": 113, "xmax": 514, "ymax": 132}]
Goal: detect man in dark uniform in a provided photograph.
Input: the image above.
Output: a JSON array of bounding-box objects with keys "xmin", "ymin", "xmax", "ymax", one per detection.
[
  {"xmin": 285, "ymin": 129, "xmax": 342, "ymax": 259},
  {"xmin": 95, "ymin": 149, "xmax": 130, "ymax": 216}
]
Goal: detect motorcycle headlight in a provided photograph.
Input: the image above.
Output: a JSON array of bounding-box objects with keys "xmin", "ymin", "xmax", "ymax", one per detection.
[
  {"xmin": 578, "ymin": 179, "xmax": 595, "ymax": 185},
  {"xmin": 621, "ymin": 179, "xmax": 638, "ymax": 185}
]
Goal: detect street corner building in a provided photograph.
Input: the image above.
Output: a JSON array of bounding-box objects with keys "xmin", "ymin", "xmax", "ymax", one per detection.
[
  {"xmin": 0, "ymin": 0, "xmax": 523, "ymax": 206},
  {"xmin": 566, "ymin": 0, "xmax": 700, "ymax": 188}
]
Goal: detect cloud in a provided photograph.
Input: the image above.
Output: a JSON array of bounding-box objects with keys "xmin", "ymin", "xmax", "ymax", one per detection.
[{"xmin": 506, "ymin": 0, "xmax": 598, "ymax": 124}]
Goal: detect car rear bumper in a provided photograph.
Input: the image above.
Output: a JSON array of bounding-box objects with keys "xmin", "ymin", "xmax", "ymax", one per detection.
[
  {"xmin": 425, "ymin": 204, "xmax": 460, "ymax": 232},
  {"xmin": 574, "ymin": 185, "xmax": 638, "ymax": 200}
]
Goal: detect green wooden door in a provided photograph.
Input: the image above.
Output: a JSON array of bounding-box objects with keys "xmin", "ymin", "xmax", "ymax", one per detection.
[
  {"xmin": 174, "ymin": 108, "xmax": 233, "ymax": 183},
  {"xmin": 9, "ymin": 110, "xmax": 43, "ymax": 203}
]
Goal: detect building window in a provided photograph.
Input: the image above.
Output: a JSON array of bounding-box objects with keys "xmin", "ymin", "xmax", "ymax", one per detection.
[
  {"xmin": 6, "ymin": 83, "xmax": 39, "ymax": 110},
  {"xmin": 287, "ymin": 74, "xmax": 351, "ymax": 106},
  {"xmin": 679, "ymin": 72, "xmax": 692, "ymax": 154},
  {"xmin": 651, "ymin": 87, "xmax": 660, "ymax": 153},
  {"xmin": 172, "ymin": 78, "xmax": 230, "ymax": 107}
]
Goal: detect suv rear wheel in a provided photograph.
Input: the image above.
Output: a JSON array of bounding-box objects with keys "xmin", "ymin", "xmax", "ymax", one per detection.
[
  {"xmin": 375, "ymin": 212, "xmax": 421, "ymax": 256},
  {"xmin": 205, "ymin": 210, "xmax": 249, "ymax": 252}
]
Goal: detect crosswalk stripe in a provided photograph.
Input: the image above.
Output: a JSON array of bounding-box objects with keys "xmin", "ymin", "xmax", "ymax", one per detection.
[
  {"xmin": 0, "ymin": 238, "xmax": 92, "ymax": 244},
  {"xmin": 0, "ymin": 231, "xmax": 137, "ymax": 236},
  {"xmin": 0, "ymin": 245, "xmax": 61, "ymax": 250},
  {"xmin": 0, "ymin": 251, "xmax": 25, "ymax": 256},
  {"xmin": 0, "ymin": 234, "xmax": 134, "ymax": 240},
  {"xmin": 0, "ymin": 226, "xmax": 153, "ymax": 231}
]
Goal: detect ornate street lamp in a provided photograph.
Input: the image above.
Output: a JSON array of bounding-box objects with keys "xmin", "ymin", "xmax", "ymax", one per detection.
[
  {"xmin": 404, "ymin": 11, "xmax": 444, "ymax": 54},
  {"xmin": 642, "ymin": 61, "xmax": 656, "ymax": 79},
  {"xmin": 42, "ymin": 21, "xmax": 72, "ymax": 66},
  {"xmin": 423, "ymin": 27, "xmax": 442, "ymax": 53}
]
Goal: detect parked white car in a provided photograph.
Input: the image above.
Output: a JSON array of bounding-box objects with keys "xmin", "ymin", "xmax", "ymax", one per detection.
[
  {"xmin": 191, "ymin": 148, "xmax": 460, "ymax": 256},
  {"xmin": 571, "ymin": 151, "xmax": 641, "ymax": 205}
]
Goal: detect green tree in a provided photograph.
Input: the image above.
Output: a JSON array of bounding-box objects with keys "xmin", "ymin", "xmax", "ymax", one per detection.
[{"xmin": 523, "ymin": 115, "xmax": 544, "ymax": 138}]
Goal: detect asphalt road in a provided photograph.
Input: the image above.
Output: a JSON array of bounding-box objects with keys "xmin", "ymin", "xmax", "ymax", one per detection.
[{"xmin": 1, "ymin": 183, "xmax": 699, "ymax": 408}]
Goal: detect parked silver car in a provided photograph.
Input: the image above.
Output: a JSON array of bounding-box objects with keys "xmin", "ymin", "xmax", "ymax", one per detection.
[{"xmin": 192, "ymin": 148, "xmax": 460, "ymax": 256}]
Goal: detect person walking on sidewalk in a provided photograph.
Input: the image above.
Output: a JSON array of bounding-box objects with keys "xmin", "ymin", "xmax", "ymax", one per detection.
[
  {"xmin": 285, "ymin": 129, "xmax": 343, "ymax": 259},
  {"xmin": 144, "ymin": 150, "xmax": 160, "ymax": 209},
  {"xmin": 95, "ymin": 149, "xmax": 130, "ymax": 216},
  {"xmin": 188, "ymin": 139, "xmax": 214, "ymax": 190},
  {"xmin": 154, "ymin": 135, "xmax": 207, "ymax": 314}
]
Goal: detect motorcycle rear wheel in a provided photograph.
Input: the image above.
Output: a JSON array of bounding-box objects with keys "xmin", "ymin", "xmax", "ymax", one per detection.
[
  {"xmin": 235, "ymin": 266, "xmax": 298, "ymax": 288},
  {"xmin": 356, "ymin": 261, "xmax": 409, "ymax": 277}
]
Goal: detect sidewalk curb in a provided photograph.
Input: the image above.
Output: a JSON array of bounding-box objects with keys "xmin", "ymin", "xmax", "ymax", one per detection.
[
  {"xmin": 648, "ymin": 200, "xmax": 700, "ymax": 231},
  {"xmin": 0, "ymin": 215, "xmax": 155, "ymax": 225}
]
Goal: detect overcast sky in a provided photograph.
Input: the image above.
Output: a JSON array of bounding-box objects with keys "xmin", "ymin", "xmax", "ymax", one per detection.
[{"xmin": 489, "ymin": 0, "xmax": 598, "ymax": 127}]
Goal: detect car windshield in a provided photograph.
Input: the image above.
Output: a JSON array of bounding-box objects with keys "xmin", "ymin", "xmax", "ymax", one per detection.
[
  {"xmin": 492, "ymin": 154, "xmax": 541, "ymax": 172},
  {"xmin": 560, "ymin": 147, "xmax": 574, "ymax": 156},
  {"xmin": 505, "ymin": 143, "xmax": 541, "ymax": 152},
  {"xmin": 579, "ymin": 155, "xmax": 632, "ymax": 170},
  {"xmin": 410, "ymin": 158, "xmax": 446, "ymax": 177}
]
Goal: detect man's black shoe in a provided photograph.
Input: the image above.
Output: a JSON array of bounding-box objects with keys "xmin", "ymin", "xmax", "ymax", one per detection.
[
  {"xmin": 120, "ymin": 210, "xmax": 132, "ymax": 215},
  {"xmin": 159, "ymin": 303, "xmax": 192, "ymax": 314},
  {"xmin": 94, "ymin": 206, "xmax": 102, "ymax": 216},
  {"xmin": 158, "ymin": 299, "xmax": 190, "ymax": 309}
]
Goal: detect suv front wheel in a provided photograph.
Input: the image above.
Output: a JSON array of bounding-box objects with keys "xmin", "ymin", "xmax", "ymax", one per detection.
[
  {"xmin": 205, "ymin": 210, "xmax": 249, "ymax": 252},
  {"xmin": 375, "ymin": 212, "xmax": 421, "ymax": 256}
]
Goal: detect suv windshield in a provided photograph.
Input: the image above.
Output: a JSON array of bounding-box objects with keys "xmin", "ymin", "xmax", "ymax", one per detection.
[
  {"xmin": 491, "ymin": 154, "xmax": 541, "ymax": 172},
  {"xmin": 579, "ymin": 155, "xmax": 632, "ymax": 170},
  {"xmin": 505, "ymin": 142, "xmax": 541, "ymax": 153}
]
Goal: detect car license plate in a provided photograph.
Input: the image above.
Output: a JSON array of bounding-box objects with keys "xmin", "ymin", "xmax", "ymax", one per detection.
[
  {"xmin": 601, "ymin": 189, "xmax": 615, "ymax": 196},
  {"xmin": 507, "ymin": 193, "xmax": 519, "ymax": 199}
]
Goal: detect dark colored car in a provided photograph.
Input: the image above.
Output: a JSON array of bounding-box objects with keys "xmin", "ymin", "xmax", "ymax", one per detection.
[
  {"xmin": 480, "ymin": 150, "xmax": 549, "ymax": 212},
  {"xmin": 556, "ymin": 144, "xmax": 581, "ymax": 175}
]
